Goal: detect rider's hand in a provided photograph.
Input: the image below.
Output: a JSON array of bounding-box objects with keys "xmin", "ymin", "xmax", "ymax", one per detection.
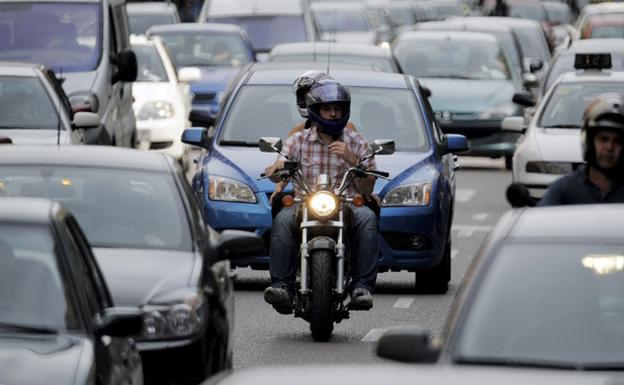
[
  {"xmin": 264, "ymin": 161, "xmax": 284, "ymax": 183},
  {"xmin": 328, "ymin": 141, "xmax": 358, "ymax": 166},
  {"xmin": 269, "ymin": 182, "xmax": 285, "ymax": 205}
]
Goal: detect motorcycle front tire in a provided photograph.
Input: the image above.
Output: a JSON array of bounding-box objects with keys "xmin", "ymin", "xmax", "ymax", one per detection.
[{"xmin": 309, "ymin": 249, "xmax": 335, "ymax": 342}]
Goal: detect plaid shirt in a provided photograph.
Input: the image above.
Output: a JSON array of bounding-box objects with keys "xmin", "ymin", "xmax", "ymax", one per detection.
[{"xmin": 279, "ymin": 127, "xmax": 376, "ymax": 197}]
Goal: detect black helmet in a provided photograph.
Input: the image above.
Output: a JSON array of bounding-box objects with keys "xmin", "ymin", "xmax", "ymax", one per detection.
[
  {"xmin": 580, "ymin": 93, "xmax": 624, "ymax": 176},
  {"xmin": 305, "ymin": 78, "xmax": 351, "ymax": 138},
  {"xmin": 293, "ymin": 71, "xmax": 332, "ymax": 118}
]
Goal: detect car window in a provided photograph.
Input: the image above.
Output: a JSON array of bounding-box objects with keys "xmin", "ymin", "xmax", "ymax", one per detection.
[
  {"xmin": 0, "ymin": 167, "xmax": 193, "ymax": 251},
  {"xmin": 128, "ymin": 13, "xmax": 176, "ymax": 36},
  {"xmin": 590, "ymin": 25, "xmax": 624, "ymax": 39},
  {"xmin": 157, "ymin": 32, "xmax": 252, "ymax": 68},
  {"xmin": 539, "ymin": 82, "xmax": 624, "ymax": 128},
  {"xmin": 455, "ymin": 242, "xmax": 624, "ymax": 365},
  {"xmin": 394, "ymin": 38, "xmax": 511, "ymax": 80},
  {"xmin": 133, "ymin": 44, "xmax": 169, "ymax": 82},
  {"xmin": 0, "ymin": 224, "xmax": 79, "ymax": 331},
  {"xmin": 312, "ymin": 8, "xmax": 372, "ymax": 33},
  {"xmin": 510, "ymin": 26, "xmax": 550, "ymax": 63},
  {"xmin": 270, "ymin": 53, "xmax": 394, "ymax": 73},
  {"xmin": 208, "ymin": 16, "xmax": 308, "ymax": 52},
  {"xmin": 508, "ymin": 3, "xmax": 547, "ymax": 21},
  {"xmin": 0, "ymin": 2, "xmax": 101, "ymax": 73},
  {"xmin": 0, "ymin": 76, "xmax": 61, "ymax": 130},
  {"xmin": 218, "ymin": 84, "xmax": 430, "ymax": 152}
]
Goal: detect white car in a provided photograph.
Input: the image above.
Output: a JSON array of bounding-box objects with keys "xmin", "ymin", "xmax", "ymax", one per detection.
[
  {"xmin": 131, "ymin": 35, "xmax": 198, "ymax": 168},
  {"xmin": 505, "ymin": 53, "xmax": 624, "ymax": 198},
  {"xmin": 0, "ymin": 62, "xmax": 99, "ymax": 145}
]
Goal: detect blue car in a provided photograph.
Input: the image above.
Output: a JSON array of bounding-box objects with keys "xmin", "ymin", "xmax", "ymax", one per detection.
[
  {"xmin": 183, "ymin": 63, "xmax": 468, "ymax": 293},
  {"xmin": 146, "ymin": 23, "xmax": 256, "ymax": 124}
]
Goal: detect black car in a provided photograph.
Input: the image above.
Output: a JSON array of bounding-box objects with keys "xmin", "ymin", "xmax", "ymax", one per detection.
[
  {"xmin": 378, "ymin": 204, "xmax": 624, "ymax": 370},
  {"xmin": 0, "ymin": 198, "xmax": 144, "ymax": 385},
  {"xmin": 0, "ymin": 146, "xmax": 264, "ymax": 385}
]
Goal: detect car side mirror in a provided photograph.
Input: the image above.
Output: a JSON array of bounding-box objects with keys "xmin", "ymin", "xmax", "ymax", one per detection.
[
  {"xmin": 376, "ymin": 327, "xmax": 440, "ymax": 363},
  {"xmin": 96, "ymin": 307, "xmax": 143, "ymax": 337},
  {"xmin": 512, "ymin": 92, "xmax": 536, "ymax": 108},
  {"xmin": 259, "ymin": 137, "xmax": 283, "ymax": 153},
  {"xmin": 111, "ymin": 49, "xmax": 138, "ymax": 84},
  {"xmin": 72, "ymin": 111, "xmax": 100, "ymax": 129},
  {"xmin": 178, "ymin": 66, "xmax": 201, "ymax": 83},
  {"xmin": 502, "ymin": 116, "xmax": 526, "ymax": 133},
  {"xmin": 371, "ymin": 139, "xmax": 395, "ymax": 155},
  {"xmin": 189, "ymin": 109, "xmax": 215, "ymax": 128},
  {"xmin": 421, "ymin": 86, "xmax": 432, "ymax": 98},
  {"xmin": 182, "ymin": 127, "xmax": 210, "ymax": 150},
  {"xmin": 440, "ymin": 134, "xmax": 469, "ymax": 155},
  {"xmin": 215, "ymin": 229, "xmax": 266, "ymax": 261}
]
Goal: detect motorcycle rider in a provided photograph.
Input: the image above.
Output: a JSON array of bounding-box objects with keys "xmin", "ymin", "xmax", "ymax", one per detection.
[
  {"xmin": 538, "ymin": 93, "xmax": 624, "ymax": 206},
  {"xmin": 263, "ymin": 78, "xmax": 379, "ymax": 314}
]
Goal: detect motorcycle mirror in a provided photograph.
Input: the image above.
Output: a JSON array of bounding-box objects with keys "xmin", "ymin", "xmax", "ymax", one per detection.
[
  {"xmin": 372, "ymin": 139, "xmax": 395, "ymax": 155},
  {"xmin": 506, "ymin": 183, "xmax": 537, "ymax": 208},
  {"xmin": 259, "ymin": 137, "xmax": 283, "ymax": 153}
]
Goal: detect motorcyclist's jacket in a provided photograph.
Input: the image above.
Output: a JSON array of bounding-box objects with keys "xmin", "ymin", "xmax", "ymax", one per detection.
[{"xmin": 538, "ymin": 165, "xmax": 624, "ymax": 206}]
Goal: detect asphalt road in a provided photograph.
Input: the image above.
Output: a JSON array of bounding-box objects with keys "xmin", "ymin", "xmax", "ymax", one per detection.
[{"xmin": 227, "ymin": 156, "xmax": 513, "ymax": 369}]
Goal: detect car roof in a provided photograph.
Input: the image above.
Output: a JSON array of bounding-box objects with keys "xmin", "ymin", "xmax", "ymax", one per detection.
[
  {"xmin": 557, "ymin": 70, "xmax": 624, "ymax": 84},
  {"xmin": 0, "ymin": 62, "xmax": 43, "ymax": 76},
  {"xmin": 563, "ymin": 39, "xmax": 624, "ymax": 54},
  {"xmin": 147, "ymin": 22, "xmax": 244, "ymax": 35},
  {"xmin": 310, "ymin": 2, "xmax": 366, "ymax": 10},
  {"xmin": 270, "ymin": 42, "xmax": 393, "ymax": 58},
  {"xmin": 246, "ymin": 60, "xmax": 385, "ymax": 74},
  {"xmin": 0, "ymin": 198, "xmax": 60, "ymax": 224},
  {"xmin": 0, "ymin": 145, "xmax": 173, "ymax": 171},
  {"xmin": 206, "ymin": 0, "xmax": 304, "ymax": 17},
  {"xmin": 126, "ymin": 2, "xmax": 176, "ymax": 13},
  {"xmin": 461, "ymin": 16, "xmax": 542, "ymax": 29},
  {"xmin": 395, "ymin": 30, "xmax": 499, "ymax": 43},
  {"xmin": 418, "ymin": 19, "xmax": 513, "ymax": 33},
  {"xmin": 507, "ymin": 204, "xmax": 624, "ymax": 241},
  {"xmin": 243, "ymin": 63, "xmax": 409, "ymax": 88}
]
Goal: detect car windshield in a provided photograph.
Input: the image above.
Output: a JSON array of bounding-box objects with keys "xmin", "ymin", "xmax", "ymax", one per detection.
[
  {"xmin": 454, "ymin": 242, "xmax": 624, "ymax": 368},
  {"xmin": 509, "ymin": 3, "xmax": 546, "ymax": 21},
  {"xmin": 133, "ymin": 44, "xmax": 169, "ymax": 82},
  {"xmin": 270, "ymin": 53, "xmax": 395, "ymax": 72},
  {"xmin": 510, "ymin": 26, "xmax": 550, "ymax": 63},
  {"xmin": 590, "ymin": 25, "xmax": 624, "ymax": 39},
  {"xmin": 544, "ymin": 52, "xmax": 624, "ymax": 92},
  {"xmin": 313, "ymin": 8, "xmax": 372, "ymax": 33},
  {"xmin": 394, "ymin": 38, "xmax": 511, "ymax": 80},
  {"xmin": 0, "ymin": 2, "xmax": 101, "ymax": 73},
  {"xmin": 0, "ymin": 76, "xmax": 60, "ymax": 130},
  {"xmin": 158, "ymin": 32, "xmax": 253, "ymax": 67},
  {"xmin": 0, "ymin": 167, "xmax": 192, "ymax": 250},
  {"xmin": 387, "ymin": 6, "xmax": 416, "ymax": 26},
  {"xmin": 540, "ymin": 82, "xmax": 624, "ymax": 128},
  {"xmin": 218, "ymin": 84, "xmax": 430, "ymax": 152},
  {"xmin": 0, "ymin": 225, "xmax": 79, "ymax": 332},
  {"xmin": 128, "ymin": 13, "xmax": 176, "ymax": 36},
  {"xmin": 209, "ymin": 16, "xmax": 307, "ymax": 52}
]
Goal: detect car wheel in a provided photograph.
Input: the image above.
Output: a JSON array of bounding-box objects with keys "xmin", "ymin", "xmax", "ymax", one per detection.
[{"xmin": 414, "ymin": 240, "xmax": 450, "ymax": 294}]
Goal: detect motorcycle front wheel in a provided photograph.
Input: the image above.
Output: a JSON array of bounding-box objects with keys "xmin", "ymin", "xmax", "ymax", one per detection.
[{"xmin": 309, "ymin": 249, "xmax": 335, "ymax": 342}]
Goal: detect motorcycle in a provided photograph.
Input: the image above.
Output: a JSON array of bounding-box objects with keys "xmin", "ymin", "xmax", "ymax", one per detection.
[{"xmin": 259, "ymin": 137, "xmax": 394, "ymax": 341}]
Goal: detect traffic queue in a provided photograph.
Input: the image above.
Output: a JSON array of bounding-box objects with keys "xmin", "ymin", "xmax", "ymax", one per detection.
[{"xmin": 1, "ymin": 0, "xmax": 623, "ymax": 384}]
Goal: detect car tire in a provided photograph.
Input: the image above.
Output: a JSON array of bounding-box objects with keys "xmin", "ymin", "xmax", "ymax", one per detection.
[{"xmin": 414, "ymin": 240, "xmax": 450, "ymax": 294}]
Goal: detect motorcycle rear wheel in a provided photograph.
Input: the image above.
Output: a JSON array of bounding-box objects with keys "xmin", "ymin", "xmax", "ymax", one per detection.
[{"xmin": 309, "ymin": 250, "xmax": 335, "ymax": 342}]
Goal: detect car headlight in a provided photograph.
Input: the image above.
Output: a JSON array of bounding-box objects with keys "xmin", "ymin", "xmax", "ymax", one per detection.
[
  {"xmin": 382, "ymin": 182, "xmax": 432, "ymax": 206},
  {"xmin": 478, "ymin": 102, "xmax": 516, "ymax": 120},
  {"xmin": 308, "ymin": 191, "xmax": 339, "ymax": 220},
  {"xmin": 141, "ymin": 291, "xmax": 204, "ymax": 339},
  {"xmin": 138, "ymin": 101, "xmax": 175, "ymax": 120},
  {"xmin": 208, "ymin": 175, "xmax": 257, "ymax": 203},
  {"xmin": 525, "ymin": 161, "xmax": 573, "ymax": 174}
]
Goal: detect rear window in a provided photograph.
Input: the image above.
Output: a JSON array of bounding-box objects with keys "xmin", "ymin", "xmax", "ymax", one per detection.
[
  {"xmin": 0, "ymin": 76, "xmax": 60, "ymax": 130},
  {"xmin": 208, "ymin": 16, "xmax": 307, "ymax": 52}
]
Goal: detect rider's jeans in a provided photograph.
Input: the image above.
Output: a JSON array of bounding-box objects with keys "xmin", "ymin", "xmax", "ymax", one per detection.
[{"xmin": 270, "ymin": 204, "xmax": 379, "ymax": 293}]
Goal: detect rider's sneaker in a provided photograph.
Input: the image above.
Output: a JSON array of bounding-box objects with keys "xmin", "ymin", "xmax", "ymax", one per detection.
[
  {"xmin": 264, "ymin": 286, "xmax": 294, "ymax": 314},
  {"xmin": 348, "ymin": 288, "xmax": 373, "ymax": 310}
]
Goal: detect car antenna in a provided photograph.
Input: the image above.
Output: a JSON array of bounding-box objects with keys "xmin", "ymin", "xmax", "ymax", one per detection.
[
  {"xmin": 57, "ymin": 67, "xmax": 63, "ymax": 146},
  {"xmin": 327, "ymin": 7, "xmax": 337, "ymax": 75}
]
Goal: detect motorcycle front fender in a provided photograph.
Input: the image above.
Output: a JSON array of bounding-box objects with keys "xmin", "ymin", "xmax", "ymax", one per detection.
[{"xmin": 308, "ymin": 236, "xmax": 336, "ymax": 253}]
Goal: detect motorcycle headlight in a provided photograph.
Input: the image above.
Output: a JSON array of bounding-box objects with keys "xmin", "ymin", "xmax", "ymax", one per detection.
[
  {"xmin": 382, "ymin": 182, "xmax": 432, "ymax": 206},
  {"xmin": 526, "ymin": 161, "xmax": 573, "ymax": 175},
  {"xmin": 308, "ymin": 191, "xmax": 338, "ymax": 220},
  {"xmin": 478, "ymin": 102, "xmax": 516, "ymax": 120},
  {"xmin": 138, "ymin": 101, "xmax": 175, "ymax": 121},
  {"xmin": 140, "ymin": 291, "xmax": 204, "ymax": 339},
  {"xmin": 208, "ymin": 175, "xmax": 257, "ymax": 203}
]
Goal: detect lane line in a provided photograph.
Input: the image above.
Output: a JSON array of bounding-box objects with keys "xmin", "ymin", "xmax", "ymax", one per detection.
[
  {"xmin": 472, "ymin": 213, "xmax": 489, "ymax": 221},
  {"xmin": 361, "ymin": 328, "xmax": 387, "ymax": 342},
  {"xmin": 393, "ymin": 297, "xmax": 414, "ymax": 309},
  {"xmin": 455, "ymin": 188, "xmax": 475, "ymax": 203}
]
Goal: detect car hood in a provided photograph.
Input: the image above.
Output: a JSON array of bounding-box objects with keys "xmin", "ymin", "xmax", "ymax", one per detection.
[
  {"xmin": 132, "ymin": 82, "xmax": 175, "ymax": 107},
  {"xmin": 212, "ymin": 146, "xmax": 434, "ymax": 196},
  {"xmin": 93, "ymin": 247, "xmax": 197, "ymax": 306},
  {"xmin": 535, "ymin": 128, "xmax": 583, "ymax": 162},
  {"xmin": 0, "ymin": 129, "xmax": 70, "ymax": 145},
  {"xmin": 420, "ymin": 78, "xmax": 516, "ymax": 113},
  {"xmin": 60, "ymin": 71, "xmax": 97, "ymax": 96},
  {"xmin": 0, "ymin": 334, "xmax": 86, "ymax": 385},
  {"xmin": 322, "ymin": 31, "xmax": 377, "ymax": 45},
  {"xmin": 190, "ymin": 67, "xmax": 241, "ymax": 93}
]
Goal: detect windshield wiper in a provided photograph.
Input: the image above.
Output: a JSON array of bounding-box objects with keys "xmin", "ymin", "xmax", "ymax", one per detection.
[
  {"xmin": 454, "ymin": 355, "xmax": 594, "ymax": 370},
  {"xmin": 543, "ymin": 124, "xmax": 579, "ymax": 129},
  {"xmin": 0, "ymin": 322, "xmax": 58, "ymax": 335},
  {"xmin": 219, "ymin": 140, "xmax": 258, "ymax": 147}
]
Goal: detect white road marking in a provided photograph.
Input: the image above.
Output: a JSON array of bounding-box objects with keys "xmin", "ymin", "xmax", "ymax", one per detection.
[
  {"xmin": 455, "ymin": 188, "xmax": 475, "ymax": 203},
  {"xmin": 472, "ymin": 213, "xmax": 489, "ymax": 221},
  {"xmin": 361, "ymin": 328, "xmax": 387, "ymax": 342},
  {"xmin": 393, "ymin": 297, "xmax": 414, "ymax": 309},
  {"xmin": 452, "ymin": 224, "xmax": 492, "ymax": 237},
  {"xmin": 451, "ymin": 249, "xmax": 458, "ymax": 259}
]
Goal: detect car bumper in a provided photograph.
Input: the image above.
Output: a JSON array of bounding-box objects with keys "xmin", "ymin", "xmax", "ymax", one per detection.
[{"xmin": 439, "ymin": 120, "xmax": 522, "ymax": 157}]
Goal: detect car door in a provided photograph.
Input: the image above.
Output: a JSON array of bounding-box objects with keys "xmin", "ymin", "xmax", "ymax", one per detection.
[{"xmin": 61, "ymin": 214, "xmax": 142, "ymax": 385}]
